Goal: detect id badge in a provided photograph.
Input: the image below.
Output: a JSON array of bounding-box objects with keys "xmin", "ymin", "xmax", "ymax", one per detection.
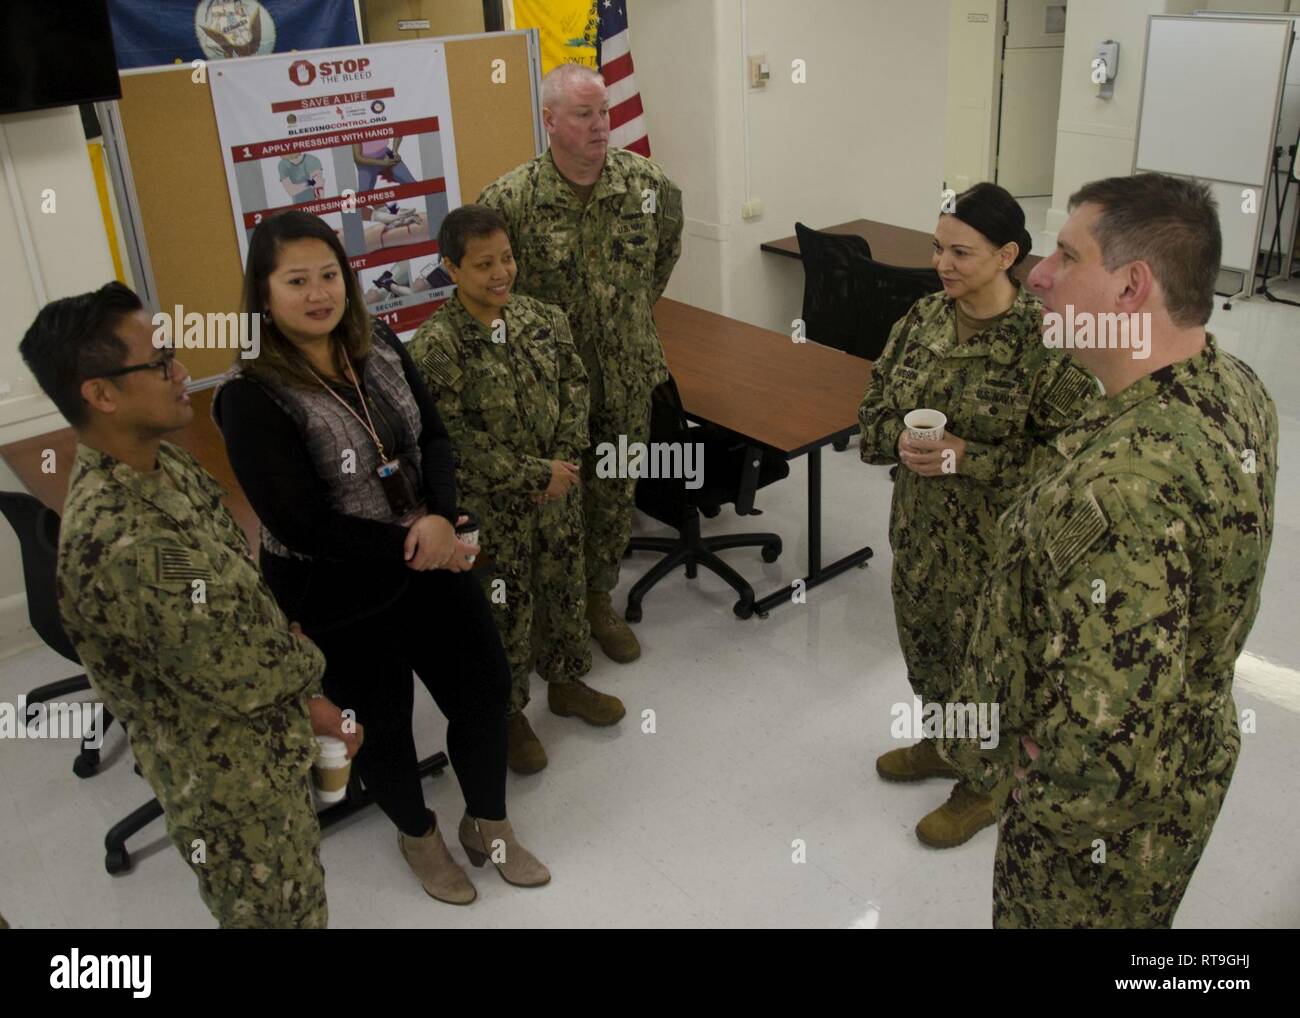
[{"xmin": 376, "ymin": 459, "xmax": 419, "ymax": 519}]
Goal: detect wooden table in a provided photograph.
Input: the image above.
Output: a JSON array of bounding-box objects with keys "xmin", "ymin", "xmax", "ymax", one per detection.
[
  {"xmin": 0, "ymin": 389, "xmax": 261, "ymax": 548},
  {"xmin": 761, "ymin": 217, "xmax": 1043, "ymax": 275},
  {"xmin": 655, "ymin": 298, "xmax": 875, "ymax": 617}
]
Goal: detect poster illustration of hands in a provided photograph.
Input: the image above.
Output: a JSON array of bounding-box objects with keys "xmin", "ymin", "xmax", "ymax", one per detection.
[{"xmin": 210, "ymin": 41, "xmax": 460, "ymax": 337}]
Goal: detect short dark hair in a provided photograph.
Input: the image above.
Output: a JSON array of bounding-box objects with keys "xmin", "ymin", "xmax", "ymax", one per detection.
[
  {"xmin": 1068, "ymin": 174, "xmax": 1221, "ymax": 327},
  {"xmin": 238, "ymin": 209, "xmax": 371, "ymax": 388},
  {"xmin": 19, "ymin": 282, "xmax": 142, "ymax": 428},
  {"xmin": 947, "ymin": 181, "xmax": 1034, "ymax": 274},
  {"xmin": 437, "ymin": 204, "xmax": 509, "ymax": 266}
]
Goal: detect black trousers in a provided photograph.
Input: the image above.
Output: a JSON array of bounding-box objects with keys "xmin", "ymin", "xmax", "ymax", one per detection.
[{"xmin": 310, "ymin": 569, "xmax": 511, "ymax": 837}]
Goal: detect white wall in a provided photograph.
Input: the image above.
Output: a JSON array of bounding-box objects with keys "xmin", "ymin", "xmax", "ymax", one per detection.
[
  {"xmin": 630, "ymin": 0, "xmax": 950, "ymax": 334},
  {"xmin": 1043, "ymin": 0, "xmax": 1175, "ymax": 234},
  {"xmin": 624, "ymin": 0, "xmax": 727, "ymax": 313},
  {"xmin": 943, "ymin": 0, "xmax": 1002, "ymax": 194},
  {"xmin": 1045, "ymin": 0, "xmax": 1298, "ymax": 234},
  {"xmin": 0, "ymin": 107, "xmax": 115, "ymax": 657}
]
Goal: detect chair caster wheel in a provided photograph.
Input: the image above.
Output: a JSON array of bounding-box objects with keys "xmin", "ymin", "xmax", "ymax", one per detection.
[
  {"xmin": 832, "ymin": 438, "xmax": 849, "ymax": 452},
  {"xmin": 701, "ymin": 505, "xmax": 721, "ymax": 518},
  {"xmin": 733, "ymin": 600, "xmax": 754, "ymax": 619},
  {"xmin": 624, "ymin": 603, "xmax": 643, "ymax": 624},
  {"xmin": 73, "ymin": 753, "xmax": 99, "ymax": 779},
  {"xmin": 761, "ymin": 542, "xmax": 781, "ymax": 563},
  {"xmin": 105, "ymin": 849, "xmax": 131, "ymax": 875}
]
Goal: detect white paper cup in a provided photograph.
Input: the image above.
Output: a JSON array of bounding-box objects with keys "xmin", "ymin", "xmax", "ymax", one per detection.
[
  {"xmin": 904, "ymin": 409, "xmax": 947, "ymax": 442},
  {"xmin": 455, "ymin": 518, "xmax": 479, "ymax": 565},
  {"xmin": 312, "ymin": 735, "xmax": 350, "ymax": 805}
]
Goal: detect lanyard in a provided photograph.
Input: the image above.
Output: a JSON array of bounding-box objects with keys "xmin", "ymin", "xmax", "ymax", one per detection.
[{"xmin": 305, "ymin": 347, "xmax": 389, "ymax": 461}]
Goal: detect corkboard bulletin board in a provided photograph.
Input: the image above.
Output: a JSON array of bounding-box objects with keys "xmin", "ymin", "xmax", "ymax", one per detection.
[{"xmin": 113, "ymin": 30, "xmax": 540, "ymax": 382}]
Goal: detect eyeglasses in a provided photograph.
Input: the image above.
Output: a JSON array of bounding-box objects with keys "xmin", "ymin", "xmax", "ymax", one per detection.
[{"xmin": 93, "ymin": 349, "xmax": 176, "ymax": 383}]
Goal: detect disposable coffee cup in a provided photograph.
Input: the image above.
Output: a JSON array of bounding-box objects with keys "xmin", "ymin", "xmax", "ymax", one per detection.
[
  {"xmin": 455, "ymin": 510, "xmax": 480, "ymax": 564},
  {"xmin": 312, "ymin": 735, "xmax": 350, "ymax": 806},
  {"xmin": 904, "ymin": 409, "xmax": 947, "ymax": 442}
]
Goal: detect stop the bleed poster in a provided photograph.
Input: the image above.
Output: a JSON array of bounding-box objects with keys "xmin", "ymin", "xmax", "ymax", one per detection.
[{"xmin": 210, "ymin": 41, "xmax": 461, "ymax": 337}]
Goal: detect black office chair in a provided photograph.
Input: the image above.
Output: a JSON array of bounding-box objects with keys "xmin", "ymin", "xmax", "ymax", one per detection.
[
  {"xmin": 795, "ymin": 223, "xmax": 944, "ymax": 450},
  {"xmin": 854, "ymin": 256, "xmax": 945, "ymax": 361},
  {"xmin": 624, "ymin": 377, "xmax": 789, "ymax": 621},
  {"xmin": 795, "ymin": 221, "xmax": 874, "ymax": 359},
  {"xmin": 0, "ymin": 491, "xmax": 113, "ymax": 779}
]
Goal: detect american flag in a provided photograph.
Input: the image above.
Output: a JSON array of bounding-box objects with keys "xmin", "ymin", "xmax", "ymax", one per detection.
[{"xmin": 597, "ymin": 0, "xmax": 651, "ymax": 157}]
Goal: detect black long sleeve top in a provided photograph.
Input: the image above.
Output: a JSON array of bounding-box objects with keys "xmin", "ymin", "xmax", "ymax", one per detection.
[{"xmin": 213, "ymin": 322, "xmax": 458, "ymax": 633}]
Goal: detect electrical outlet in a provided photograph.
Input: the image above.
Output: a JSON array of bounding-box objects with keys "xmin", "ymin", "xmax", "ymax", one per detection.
[{"xmin": 741, "ymin": 198, "xmax": 763, "ymax": 220}]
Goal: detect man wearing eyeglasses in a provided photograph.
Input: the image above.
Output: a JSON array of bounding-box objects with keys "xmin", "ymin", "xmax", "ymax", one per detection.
[{"xmin": 19, "ymin": 282, "xmax": 361, "ymax": 929}]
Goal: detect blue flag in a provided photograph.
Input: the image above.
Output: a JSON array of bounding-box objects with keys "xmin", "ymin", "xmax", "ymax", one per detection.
[{"xmin": 108, "ymin": 0, "xmax": 361, "ymax": 70}]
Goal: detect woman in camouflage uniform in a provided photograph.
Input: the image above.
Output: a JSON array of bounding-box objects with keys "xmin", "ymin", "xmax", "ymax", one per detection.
[{"xmin": 858, "ymin": 183, "xmax": 1097, "ymax": 849}]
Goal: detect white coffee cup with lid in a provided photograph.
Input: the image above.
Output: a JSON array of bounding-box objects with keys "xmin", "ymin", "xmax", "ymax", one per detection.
[{"xmin": 312, "ymin": 735, "xmax": 350, "ymax": 806}]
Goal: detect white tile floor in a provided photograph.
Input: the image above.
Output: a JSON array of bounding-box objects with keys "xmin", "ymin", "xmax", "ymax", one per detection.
[{"xmin": 2, "ymin": 281, "xmax": 1299, "ymax": 929}]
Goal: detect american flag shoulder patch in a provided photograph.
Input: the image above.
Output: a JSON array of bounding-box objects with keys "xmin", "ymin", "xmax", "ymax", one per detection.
[
  {"xmin": 1043, "ymin": 364, "xmax": 1096, "ymax": 418},
  {"xmin": 155, "ymin": 546, "xmax": 214, "ymax": 584},
  {"xmin": 420, "ymin": 345, "xmax": 461, "ymax": 389},
  {"xmin": 1046, "ymin": 491, "xmax": 1108, "ymax": 578}
]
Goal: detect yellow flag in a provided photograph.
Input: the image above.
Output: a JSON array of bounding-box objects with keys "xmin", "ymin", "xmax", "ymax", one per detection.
[{"xmin": 509, "ymin": 0, "xmax": 597, "ymax": 74}]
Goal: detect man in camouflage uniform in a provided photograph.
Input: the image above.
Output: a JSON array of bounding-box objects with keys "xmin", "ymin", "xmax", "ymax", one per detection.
[
  {"xmin": 478, "ymin": 63, "xmax": 683, "ymax": 663},
  {"xmin": 859, "ymin": 196, "xmax": 1097, "ymax": 848},
  {"xmin": 19, "ymin": 282, "xmax": 361, "ymax": 928},
  {"xmin": 944, "ymin": 174, "xmax": 1277, "ymax": 927},
  {"xmin": 410, "ymin": 205, "xmax": 624, "ymax": 774}
]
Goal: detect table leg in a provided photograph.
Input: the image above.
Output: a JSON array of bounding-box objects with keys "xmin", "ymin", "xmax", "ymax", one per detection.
[{"xmin": 751, "ymin": 446, "xmax": 873, "ymax": 618}]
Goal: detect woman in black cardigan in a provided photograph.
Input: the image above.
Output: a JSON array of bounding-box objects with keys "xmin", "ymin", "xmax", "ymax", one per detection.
[{"xmin": 213, "ymin": 210, "xmax": 547, "ymax": 905}]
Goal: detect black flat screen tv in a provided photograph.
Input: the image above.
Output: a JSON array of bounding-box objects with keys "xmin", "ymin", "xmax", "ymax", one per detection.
[{"xmin": 0, "ymin": 0, "xmax": 122, "ymax": 115}]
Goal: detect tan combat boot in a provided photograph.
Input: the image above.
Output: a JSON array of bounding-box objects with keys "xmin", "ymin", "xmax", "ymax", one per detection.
[
  {"xmin": 506, "ymin": 711, "xmax": 547, "ymax": 774},
  {"xmin": 586, "ymin": 590, "xmax": 641, "ymax": 663},
  {"xmin": 548, "ymin": 679, "xmax": 625, "ymax": 726},
  {"xmin": 875, "ymin": 739, "xmax": 960, "ymax": 782},
  {"xmin": 915, "ymin": 782, "xmax": 997, "ymax": 848},
  {"xmin": 398, "ymin": 810, "xmax": 477, "ymax": 905},
  {"xmin": 458, "ymin": 813, "xmax": 551, "ymax": 887}
]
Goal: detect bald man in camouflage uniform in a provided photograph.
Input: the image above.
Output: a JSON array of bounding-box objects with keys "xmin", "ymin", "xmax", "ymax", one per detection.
[
  {"xmin": 410, "ymin": 205, "xmax": 625, "ymax": 773},
  {"xmin": 945, "ymin": 174, "xmax": 1277, "ymax": 927},
  {"xmin": 860, "ymin": 284, "xmax": 1096, "ymax": 847},
  {"xmin": 21, "ymin": 282, "xmax": 358, "ymax": 928},
  {"xmin": 478, "ymin": 63, "xmax": 683, "ymax": 663}
]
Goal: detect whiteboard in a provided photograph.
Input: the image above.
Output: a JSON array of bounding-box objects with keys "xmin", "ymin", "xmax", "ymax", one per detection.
[
  {"xmin": 1196, "ymin": 11, "xmax": 1300, "ymax": 261},
  {"xmin": 1135, "ymin": 16, "xmax": 1290, "ymax": 186}
]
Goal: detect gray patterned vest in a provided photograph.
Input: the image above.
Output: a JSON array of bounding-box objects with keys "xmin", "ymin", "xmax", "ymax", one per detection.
[{"xmin": 216, "ymin": 336, "xmax": 423, "ymax": 561}]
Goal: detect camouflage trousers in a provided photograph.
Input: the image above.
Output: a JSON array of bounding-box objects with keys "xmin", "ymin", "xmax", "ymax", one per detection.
[
  {"xmin": 992, "ymin": 800, "xmax": 1219, "ymax": 929},
  {"xmin": 166, "ymin": 782, "xmax": 327, "ymax": 929},
  {"xmin": 473, "ymin": 493, "xmax": 592, "ymax": 712},
  {"xmin": 580, "ymin": 396, "xmax": 653, "ymax": 594},
  {"xmin": 891, "ymin": 565, "xmax": 976, "ymax": 705}
]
